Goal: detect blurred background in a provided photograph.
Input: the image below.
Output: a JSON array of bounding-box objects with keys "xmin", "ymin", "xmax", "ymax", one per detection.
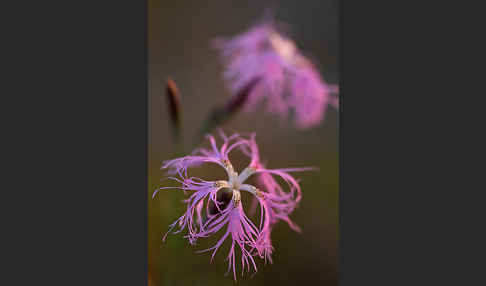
[{"xmin": 148, "ymin": 0, "xmax": 338, "ymax": 285}]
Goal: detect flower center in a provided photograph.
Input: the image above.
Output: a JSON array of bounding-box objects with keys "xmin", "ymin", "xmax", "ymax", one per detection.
[{"xmin": 232, "ymin": 174, "xmax": 242, "ymax": 188}]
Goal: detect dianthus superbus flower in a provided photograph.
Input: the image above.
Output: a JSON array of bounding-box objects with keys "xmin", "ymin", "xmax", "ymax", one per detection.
[
  {"xmin": 213, "ymin": 21, "xmax": 339, "ymax": 129},
  {"xmin": 155, "ymin": 131, "xmax": 314, "ymax": 279}
]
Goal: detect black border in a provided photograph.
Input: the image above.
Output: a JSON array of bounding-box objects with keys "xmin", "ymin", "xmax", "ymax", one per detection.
[
  {"xmin": 340, "ymin": 0, "xmax": 467, "ymax": 285},
  {"xmin": 9, "ymin": 0, "xmax": 148, "ymax": 284}
]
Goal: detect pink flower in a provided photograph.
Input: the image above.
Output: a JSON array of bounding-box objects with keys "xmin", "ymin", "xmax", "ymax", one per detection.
[
  {"xmin": 155, "ymin": 130, "xmax": 314, "ymax": 279},
  {"xmin": 213, "ymin": 21, "xmax": 339, "ymax": 129}
]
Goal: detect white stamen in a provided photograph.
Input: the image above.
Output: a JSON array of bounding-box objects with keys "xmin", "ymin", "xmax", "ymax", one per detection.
[
  {"xmin": 237, "ymin": 165, "xmax": 258, "ymax": 184},
  {"xmin": 239, "ymin": 184, "xmax": 258, "ymax": 195},
  {"xmin": 232, "ymin": 190, "xmax": 241, "ymax": 207},
  {"xmin": 222, "ymin": 158, "xmax": 239, "ymax": 187}
]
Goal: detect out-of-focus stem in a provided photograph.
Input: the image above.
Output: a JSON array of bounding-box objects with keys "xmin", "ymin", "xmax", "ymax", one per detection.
[
  {"xmin": 196, "ymin": 77, "xmax": 261, "ymax": 146},
  {"xmin": 161, "ymin": 77, "xmax": 185, "ymax": 284}
]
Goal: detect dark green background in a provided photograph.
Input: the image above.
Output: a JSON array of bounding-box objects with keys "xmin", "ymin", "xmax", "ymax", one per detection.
[{"xmin": 149, "ymin": 0, "xmax": 338, "ymax": 284}]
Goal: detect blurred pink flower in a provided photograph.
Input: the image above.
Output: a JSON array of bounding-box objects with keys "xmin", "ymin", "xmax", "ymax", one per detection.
[
  {"xmin": 155, "ymin": 131, "xmax": 314, "ymax": 279},
  {"xmin": 213, "ymin": 21, "xmax": 339, "ymax": 129}
]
